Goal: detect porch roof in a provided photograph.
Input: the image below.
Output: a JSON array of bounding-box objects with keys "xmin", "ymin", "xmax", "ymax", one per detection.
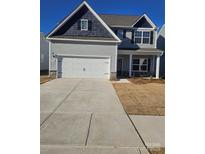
[{"xmin": 118, "ymin": 48, "xmax": 163, "ymax": 56}]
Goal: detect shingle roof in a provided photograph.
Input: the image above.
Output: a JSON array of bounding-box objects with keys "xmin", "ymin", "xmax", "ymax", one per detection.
[
  {"xmin": 99, "ymin": 14, "xmax": 140, "ymax": 27},
  {"xmin": 50, "ymin": 35, "xmax": 116, "ymax": 41},
  {"xmin": 118, "ymin": 48, "xmax": 163, "ymax": 55}
]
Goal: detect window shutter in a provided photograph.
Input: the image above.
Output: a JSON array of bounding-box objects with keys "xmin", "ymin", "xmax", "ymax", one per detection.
[
  {"xmin": 77, "ymin": 20, "xmax": 81, "ymax": 30},
  {"xmin": 131, "ymin": 30, "xmax": 134, "ymax": 43},
  {"xmin": 114, "ymin": 30, "xmax": 118, "ymax": 35},
  {"xmin": 148, "ymin": 58, "xmax": 151, "ymax": 71},
  {"xmin": 123, "ymin": 29, "xmax": 126, "ymax": 38},
  {"xmin": 88, "ymin": 20, "xmax": 92, "ymax": 31},
  {"xmin": 150, "ymin": 31, "xmax": 153, "ymax": 44}
]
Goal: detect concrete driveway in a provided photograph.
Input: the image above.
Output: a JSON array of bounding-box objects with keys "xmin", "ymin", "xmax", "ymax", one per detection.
[{"xmin": 40, "ymin": 78, "xmax": 150, "ymax": 154}]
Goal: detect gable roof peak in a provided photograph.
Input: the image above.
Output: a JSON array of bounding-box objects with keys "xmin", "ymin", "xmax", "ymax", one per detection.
[
  {"xmin": 47, "ymin": 0, "xmax": 121, "ymax": 43},
  {"xmin": 132, "ymin": 13, "xmax": 157, "ymax": 29}
]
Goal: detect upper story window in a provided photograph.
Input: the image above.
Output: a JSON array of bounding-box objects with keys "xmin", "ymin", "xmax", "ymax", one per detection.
[
  {"xmin": 134, "ymin": 30, "xmax": 151, "ymax": 44},
  {"xmin": 143, "ymin": 31, "xmax": 150, "ymax": 44},
  {"xmin": 81, "ymin": 19, "xmax": 88, "ymax": 31},
  {"xmin": 117, "ymin": 29, "xmax": 123, "ymax": 39},
  {"xmin": 116, "ymin": 29, "xmax": 126, "ymax": 39}
]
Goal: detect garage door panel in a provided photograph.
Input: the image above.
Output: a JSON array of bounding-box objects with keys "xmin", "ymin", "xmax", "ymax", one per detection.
[{"xmin": 58, "ymin": 57, "xmax": 110, "ymax": 79}]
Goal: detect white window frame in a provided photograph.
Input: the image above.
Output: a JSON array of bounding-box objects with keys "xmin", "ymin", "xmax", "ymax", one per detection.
[
  {"xmin": 132, "ymin": 58, "xmax": 148, "ymax": 72},
  {"xmin": 81, "ymin": 19, "xmax": 88, "ymax": 31},
  {"xmin": 142, "ymin": 31, "xmax": 150, "ymax": 44},
  {"xmin": 134, "ymin": 30, "xmax": 151, "ymax": 44},
  {"xmin": 134, "ymin": 31, "xmax": 142, "ymax": 43}
]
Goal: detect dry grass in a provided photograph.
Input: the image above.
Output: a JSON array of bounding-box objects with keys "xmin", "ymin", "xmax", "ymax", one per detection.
[
  {"xmin": 112, "ymin": 78, "xmax": 165, "ymax": 116},
  {"xmin": 40, "ymin": 75, "xmax": 55, "ymax": 84},
  {"xmin": 129, "ymin": 77, "xmax": 165, "ymax": 84},
  {"xmin": 148, "ymin": 147, "xmax": 165, "ymax": 154}
]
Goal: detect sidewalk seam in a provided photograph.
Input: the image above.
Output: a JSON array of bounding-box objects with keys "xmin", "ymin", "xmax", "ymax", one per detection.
[
  {"xmin": 126, "ymin": 113, "xmax": 151, "ymax": 154},
  {"xmin": 85, "ymin": 113, "xmax": 93, "ymax": 146},
  {"xmin": 40, "ymin": 79, "xmax": 82, "ymax": 126}
]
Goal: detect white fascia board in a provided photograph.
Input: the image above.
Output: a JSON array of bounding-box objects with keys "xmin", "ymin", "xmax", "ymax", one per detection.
[
  {"xmin": 132, "ymin": 14, "xmax": 157, "ymax": 29},
  {"xmin": 55, "ymin": 54, "xmax": 111, "ymax": 58},
  {"xmin": 47, "ymin": 1, "xmax": 121, "ymax": 43},
  {"xmin": 47, "ymin": 37, "xmax": 119, "ymax": 43},
  {"xmin": 83, "ymin": 1, "xmax": 121, "ymax": 42},
  {"xmin": 47, "ymin": 2, "xmax": 85, "ymax": 38},
  {"xmin": 110, "ymin": 25, "xmax": 132, "ymax": 28}
]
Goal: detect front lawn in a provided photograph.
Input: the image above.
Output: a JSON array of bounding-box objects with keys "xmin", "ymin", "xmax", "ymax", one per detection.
[
  {"xmin": 40, "ymin": 75, "xmax": 55, "ymax": 84},
  {"xmin": 112, "ymin": 78, "xmax": 165, "ymax": 116}
]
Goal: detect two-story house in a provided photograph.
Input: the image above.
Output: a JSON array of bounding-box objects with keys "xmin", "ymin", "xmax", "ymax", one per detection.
[{"xmin": 47, "ymin": 1, "xmax": 163, "ymax": 80}]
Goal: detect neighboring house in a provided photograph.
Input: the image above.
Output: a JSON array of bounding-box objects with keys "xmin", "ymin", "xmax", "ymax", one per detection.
[
  {"xmin": 40, "ymin": 32, "xmax": 49, "ymax": 72},
  {"xmin": 46, "ymin": 1, "xmax": 163, "ymax": 80},
  {"xmin": 157, "ymin": 25, "xmax": 165, "ymax": 78}
]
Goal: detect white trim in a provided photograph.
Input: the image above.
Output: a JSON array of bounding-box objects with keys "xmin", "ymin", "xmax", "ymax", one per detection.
[
  {"xmin": 56, "ymin": 55, "xmax": 58, "ymax": 78},
  {"xmin": 55, "ymin": 54, "xmax": 111, "ymax": 59},
  {"xmin": 155, "ymin": 30, "xmax": 157, "ymax": 48},
  {"xmin": 118, "ymin": 50, "xmax": 163, "ymax": 56},
  {"xmin": 47, "ymin": 1, "xmax": 121, "ymax": 43},
  {"xmin": 47, "ymin": 37, "xmax": 119, "ymax": 43},
  {"xmin": 110, "ymin": 25, "xmax": 132, "ymax": 28},
  {"xmin": 80, "ymin": 19, "xmax": 88, "ymax": 31},
  {"xmin": 134, "ymin": 27, "xmax": 154, "ymax": 30},
  {"xmin": 132, "ymin": 14, "xmax": 157, "ymax": 29},
  {"xmin": 115, "ymin": 45, "xmax": 118, "ymax": 73},
  {"xmin": 156, "ymin": 56, "xmax": 160, "ymax": 79},
  {"xmin": 47, "ymin": 2, "xmax": 85, "ymax": 37},
  {"xmin": 83, "ymin": 1, "xmax": 121, "ymax": 42},
  {"xmin": 56, "ymin": 54, "xmax": 111, "ymax": 80},
  {"xmin": 48, "ymin": 42, "xmax": 51, "ymax": 77},
  {"xmin": 134, "ymin": 30, "xmax": 151, "ymax": 44}
]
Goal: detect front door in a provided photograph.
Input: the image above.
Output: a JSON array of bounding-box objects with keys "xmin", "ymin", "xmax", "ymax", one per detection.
[{"xmin": 117, "ymin": 58, "xmax": 123, "ymax": 76}]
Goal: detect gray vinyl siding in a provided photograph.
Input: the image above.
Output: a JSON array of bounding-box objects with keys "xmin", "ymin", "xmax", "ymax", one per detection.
[
  {"xmin": 157, "ymin": 25, "xmax": 165, "ymax": 51},
  {"xmin": 40, "ymin": 33, "xmax": 49, "ymax": 70},
  {"xmin": 157, "ymin": 25, "xmax": 165, "ymax": 77},
  {"xmin": 49, "ymin": 41, "xmax": 117, "ymax": 73}
]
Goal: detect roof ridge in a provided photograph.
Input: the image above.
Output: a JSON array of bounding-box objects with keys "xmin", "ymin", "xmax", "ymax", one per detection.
[{"xmin": 99, "ymin": 13, "xmax": 140, "ymax": 17}]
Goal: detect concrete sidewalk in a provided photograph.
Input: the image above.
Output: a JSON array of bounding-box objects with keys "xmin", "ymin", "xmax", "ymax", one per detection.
[
  {"xmin": 130, "ymin": 115, "xmax": 165, "ymax": 149},
  {"xmin": 40, "ymin": 78, "xmax": 156, "ymax": 154}
]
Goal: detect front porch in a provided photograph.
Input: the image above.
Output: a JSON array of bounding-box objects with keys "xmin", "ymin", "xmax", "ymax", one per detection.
[{"xmin": 117, "ymin": 49, "xmax": 163, "ymax": 79}]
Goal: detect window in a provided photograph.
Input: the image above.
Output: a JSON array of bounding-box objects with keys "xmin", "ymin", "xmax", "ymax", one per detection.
[
  {"xmin": 134, "ymin": 31, "xmax": 142, "ymax": 43},
  {"xmin": 132, "ymin": 58, "xmax": 148, "ymax": 72},
  {"xmin": 134, "ymin": 31, "xmax": 151, "ymax": 44},
  {"xmin": 81, "ymin": 19, "xmax": 88, "ymax": 31},
  {"xmin": 117, "ymin": 29, "xmax": 124, "ymax": 39},
  {"xmin": 143, "ymin": 31, "xmax": 150, "ymax": 44}
]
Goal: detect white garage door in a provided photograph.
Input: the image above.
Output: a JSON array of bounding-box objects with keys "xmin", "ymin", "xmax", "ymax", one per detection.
[{"xmin": 57, "ymin": 56, "xmax": 110, "ymax": 79}]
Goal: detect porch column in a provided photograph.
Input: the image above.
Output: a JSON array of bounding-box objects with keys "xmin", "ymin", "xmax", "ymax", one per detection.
[
  {"xmin": 152, "ymin": 56, "xmax": 155, "ymax": 74},
  {"xmin": 129, "ymin": 54, "xmax": 132, "ymax": 77},
  {"xmin": 156, "ymin": 55, "xmax": 160, "ymax": 79}
]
